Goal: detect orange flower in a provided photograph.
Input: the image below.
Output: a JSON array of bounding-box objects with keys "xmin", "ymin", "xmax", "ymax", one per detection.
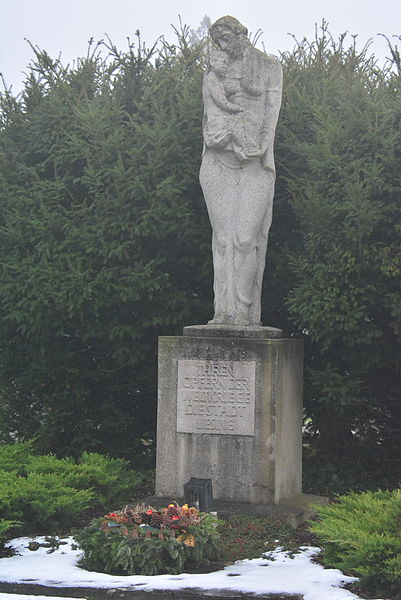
[{"xmin": 177, "ymin": 533, "xmax": 196, "ymax": 547}]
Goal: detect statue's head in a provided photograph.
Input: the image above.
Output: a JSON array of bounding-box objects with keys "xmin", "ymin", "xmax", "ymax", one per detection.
[{"xmin": 209, "ymin": 16, "xmax": 248, "ymax": 57}]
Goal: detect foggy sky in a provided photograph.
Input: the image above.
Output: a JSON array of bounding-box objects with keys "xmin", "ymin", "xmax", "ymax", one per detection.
[{"xmin": 1, "ymin": 0, "xmax": 400, "ymax": 93}]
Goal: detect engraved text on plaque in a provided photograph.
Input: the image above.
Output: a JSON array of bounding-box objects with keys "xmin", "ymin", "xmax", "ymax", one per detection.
[{"xmin": 177, "ymin": 360, "xmax": 256, "ymax": 436}]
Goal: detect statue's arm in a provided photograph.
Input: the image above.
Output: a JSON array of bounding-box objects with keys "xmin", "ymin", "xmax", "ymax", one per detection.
[
  {"xmin": 260, "ymin": 58, "xmax": 283, "ymax": 171},
  {"xmin": 202, "ymin": 76, "xmax": 233, "ymax": 149},
  {"xmin": 207, "ymin": 72, "xmax": 243, "ymax": 114}
]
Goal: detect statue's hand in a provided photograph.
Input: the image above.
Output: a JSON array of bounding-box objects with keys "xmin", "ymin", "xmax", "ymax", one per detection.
[
  {"xmin": 244, "ymin": 146, "xmax": 263, "ymax": 158},
  {"xmin": 260, "ymin": 129, "xmax": 274, "ymax": 154},
  {"xmin": 226, "ymin": 102, "xmax": 244, "ymax": 114},
  {"xmin": 204, "ymin": 129, "xmax": 232, "ymax": 149}
]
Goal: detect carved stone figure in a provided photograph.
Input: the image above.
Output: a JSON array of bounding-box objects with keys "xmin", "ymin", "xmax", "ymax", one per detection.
[{"xmin": 199, "ymin": 16, "xmax": 282, "ymax": 326}]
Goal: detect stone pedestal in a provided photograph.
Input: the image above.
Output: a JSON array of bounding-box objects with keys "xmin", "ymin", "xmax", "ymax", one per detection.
[{"xmin": 155, "ymin": 327, "xmax": 303, "ymax": 506}]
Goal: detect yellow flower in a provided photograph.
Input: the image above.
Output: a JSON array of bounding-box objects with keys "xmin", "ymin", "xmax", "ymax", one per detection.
[
  {"xmin": 177, "ymin": 533, "xmax": 196, "ymax": 547},
  {"xmin": 184, "ymin": 534, "xmax": 196, "ymax": 547}
]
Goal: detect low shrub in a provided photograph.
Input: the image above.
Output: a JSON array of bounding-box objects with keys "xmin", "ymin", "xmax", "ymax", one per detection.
[
  {"xmin": 0, "ymin": 518, "xmax": 21, "ymax": 544},
  {"xmin": 74, "ymin": 452, "xmax": 142, "ymax": 505},
  {"xmin": 75, "ymin": 502, "xmax": 221, "ymax": 575},
  {"xmin": 0, "ymin": 441, "xmax": 33, "ymax": 472},
  {"xmin": 21, "ymin": 451, "xmax": 140, "ymax": 506},
  {"xmin": 0, "ymin": 470, "xmax": 94, "ymax": 531},
  {"xmin": 0, "ymin": 442, "xmax": 144, "ymax": 537},
  {"xmin": 0, "ymin": 443, "xmax": 142, "ymax": 507},
  {"xmin": 309, "ymin": 489, "xmax": 401, "ymax": 599}
]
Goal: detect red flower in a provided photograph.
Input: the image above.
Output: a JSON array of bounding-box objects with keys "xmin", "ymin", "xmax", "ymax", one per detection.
[
  {"xmin": 146, "ymin": 509, "xmax": 153, "ymax": 515},
  {"xmin": 171, "ymin": 515, "xmax": 179, "ymax": 521}
]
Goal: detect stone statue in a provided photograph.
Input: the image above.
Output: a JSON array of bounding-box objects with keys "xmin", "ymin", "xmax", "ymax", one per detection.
[{"xmin": 199, "ymin": 16, "xmax": 282, "ymax": 326}]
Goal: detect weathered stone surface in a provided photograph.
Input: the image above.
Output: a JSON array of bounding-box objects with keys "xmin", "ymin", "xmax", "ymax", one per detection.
[
  {"xmin": 155, "ymin": 334, "xmax": 303, "ymax": 505},
  {"xmin": 154, "ymin": 15, "xmax": 306, "ymax": 522},
  {"xmin": 176, "ymin": 359, "xmax": 256, "ymax": 436},
  {"xmin": 183, "ymin": 324, "xmax": 283, "ymax": 339},
  {"xmin": 199, "ymin": 16, "xmax": 282, "ymax": 326}
]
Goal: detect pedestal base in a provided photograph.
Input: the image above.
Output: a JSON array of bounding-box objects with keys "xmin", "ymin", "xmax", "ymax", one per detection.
[
  {"xmin": 183, "ymin": 324, "xmax": 283, "ymax": 339},
  {"xmin": 155, "ymin": 328, "xmax": 303, "ymax": 506}
]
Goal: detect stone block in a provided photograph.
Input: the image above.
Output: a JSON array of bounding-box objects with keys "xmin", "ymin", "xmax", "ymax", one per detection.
[{"xmin": 155, "ymin": 332, "xmax": 303, "ymax": 505}]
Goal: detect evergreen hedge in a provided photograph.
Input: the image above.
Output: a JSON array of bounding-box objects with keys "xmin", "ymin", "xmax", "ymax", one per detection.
[
  {"xmin": 0, "ymin": 30, "xmax": 210, "ymax": 457},
  {"xmin": 0, "ymin": 24, "xmax": 400, "ymax": 481}
]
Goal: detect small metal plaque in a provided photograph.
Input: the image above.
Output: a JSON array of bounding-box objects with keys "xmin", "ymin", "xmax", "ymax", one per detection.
[{"xmin": 177, "ymin": 359, "xmax": 256, "ymax": 436}]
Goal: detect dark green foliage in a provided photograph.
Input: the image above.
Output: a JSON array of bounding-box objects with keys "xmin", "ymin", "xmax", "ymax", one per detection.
[
  {"xmin": 75, "ymin": 513, "xmax": 221, "ymax": 575},
  {"xmin": 0, "ymin": 23, "xmax": 401, "ymax": 479},
  {"xmin": 0, "ymin": 469, "xmax": 94, "ymax": 532},
  {"xmin": 0, "ymin": 442, "xmax": 143, "ymax": 536},
  {"xmin": 0, "ymin": 29, "xmax": 210, "ymax": 458},
  {"xmin": 270, "ymin": 25, "xmax": 401, "ymax": 479},
  {"xmin": 0, "ymin": 518, "xmax": 21, "ymax": 544},
  {"xmin": 310, "ymin": 489, "xmax": 401, "ymax": 598}
]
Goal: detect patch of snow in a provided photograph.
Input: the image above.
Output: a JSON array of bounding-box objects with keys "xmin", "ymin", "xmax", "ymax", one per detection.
[{"xmin": 0, "ymin": 536, "xmax": 362, "ymax": 600}]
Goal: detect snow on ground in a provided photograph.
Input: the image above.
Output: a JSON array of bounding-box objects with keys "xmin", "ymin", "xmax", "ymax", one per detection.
[{"xmin": 0, "ymin": 536, "xmax": 362, "ymax": 600}]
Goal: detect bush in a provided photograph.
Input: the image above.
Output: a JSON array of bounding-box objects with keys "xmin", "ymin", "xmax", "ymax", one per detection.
[
  {"xmin": 0, "ymin": 27, "xmax": 209, "ymax": 459},
  {"xmin": 0, "ymin": 21, "xmax": 400, "ymax": 483},
  {"xmin": 22, "ymin": 451, "xmax": 140, "ymax": 506},
  {"xmin": 75, "ymin": 502, "xmax": 221, "ymax": 575},
  {"xmin": 274, "ymin": 26, "xmax": 401, "ymax": 477},
  {"xmin": 310, "ymin": 489, "xmax": 401, "ymax": 598},
  {"xmin": 0, "ymin": 518, "xmax": 21, "ymax": 544},
  {"xmin": 0, "ymin": 442, "xmax": 143, "ymax": 536},
  {"xmin": 0, "ymin": 469, "xmax": 94, "ymax": 531}
]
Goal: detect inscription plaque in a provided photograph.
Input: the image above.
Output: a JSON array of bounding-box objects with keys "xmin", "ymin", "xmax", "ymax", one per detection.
[{"xmin": 177, "ymin": 359, "xmax": 256, "ymax": 436}]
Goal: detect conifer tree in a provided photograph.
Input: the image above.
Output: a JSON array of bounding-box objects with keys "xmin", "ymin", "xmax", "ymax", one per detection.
[
  {"xmin": 0, "ymin": 30, "xmax": 210, "ymax": 457},
  {"xmin": 0, "ymin": 24, "xmax": 400, "ymax": 482}
]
